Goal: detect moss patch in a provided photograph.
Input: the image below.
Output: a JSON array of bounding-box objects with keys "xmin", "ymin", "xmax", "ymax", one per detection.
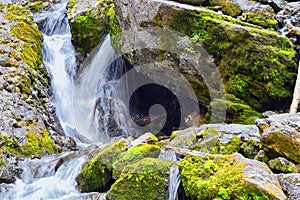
[
  {"xmin": 107, "ymin": 158, "xmax": 175, "ymax": 200},
  {"xmin": 179, "ymin": 154, "xmax": 270, "ymax": 199},
  {"xmin": 112, "ymin": 144, "xmax": 161, "ymax": 178}
]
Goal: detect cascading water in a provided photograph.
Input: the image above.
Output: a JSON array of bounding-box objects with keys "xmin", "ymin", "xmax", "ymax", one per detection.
[
  {"xmin": 0, "ymin": 153, "xmax": 88, "ymax": 199},
  {"xmin": 34, "ymin": 2, "xmax": 78, "ymax": 141}
]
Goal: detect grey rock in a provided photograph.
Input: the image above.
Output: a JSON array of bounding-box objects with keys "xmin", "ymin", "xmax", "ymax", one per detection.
[{"xmin": 279, "ymin": 174, "xmax": 300, "ymax": 200}]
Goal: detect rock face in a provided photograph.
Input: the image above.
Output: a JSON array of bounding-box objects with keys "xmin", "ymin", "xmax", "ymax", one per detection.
[
  {"xmin": 257, "ymin": 113, "xmax": 300, "ymax": 164},
  {"xmin": 0, "ymin": 3, "xmax": 62, "ymax": 183},
  {"xmin": 179, "ymin": 153, "xmax": 286, "ymax": 199},
  {"xmin": 113, "ymin": 0, "xmax": 297, "ymax": 115}
]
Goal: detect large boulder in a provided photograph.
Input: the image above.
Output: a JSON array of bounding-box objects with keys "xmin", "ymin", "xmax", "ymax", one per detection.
[
  {"xmin": 75, "ymin": 140, "xmax": 128, "ymax": 192},
  {"xmin": 179, "ymin": 153, "xmax": 286, "ymax": 199},
  {"xmin": 107, "ymin": 158, "xmax": 175, "ymax": 200},
  {"xmin": 113, "ymin": 0, "xmax": 297, "ymax": 113}
]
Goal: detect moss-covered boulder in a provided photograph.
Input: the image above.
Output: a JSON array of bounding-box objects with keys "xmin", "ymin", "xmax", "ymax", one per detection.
[
  {"xmin": 75, "ymin": 140, "xmax": 128, "ymax": 192},
  {"xmin": 114, "ymin": 0, "xmax": 297, "ymax": 112},
  {"xmin": 107, "ymin": 158, "xmax": 175, "ymax": 200},
  {"xmin": 179, "ymin": 153, "xmax": 286, "ymax": 199},
  {"xmin": 67, "ymin": 0, "xmax": 120, "ymax": 55},
  {"xmin": 268, "ymin": 157, "xmax": 297, "ymax": 174},
  {"xmin": 112, "ymin": 143, "xmax": 161, "ymax": 178}
]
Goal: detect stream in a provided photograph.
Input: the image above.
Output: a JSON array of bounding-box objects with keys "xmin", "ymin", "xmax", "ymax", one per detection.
[{"xmin": 0, "ymin": 1, "xmax": 181, "ymax": 199}]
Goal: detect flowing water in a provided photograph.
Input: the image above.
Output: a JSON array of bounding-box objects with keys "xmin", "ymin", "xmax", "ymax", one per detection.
[{"xmin": 34, "ymin": 2, "xmax": 78, "ymax": 141}]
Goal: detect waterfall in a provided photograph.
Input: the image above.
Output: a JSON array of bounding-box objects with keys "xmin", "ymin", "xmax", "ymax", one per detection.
[
  {"xmin": 0, "ymin": 153, "xmax": 87, "ymax": 199},
  {"xmin": 34, "ymin": 2, "xmax": 78, "ymax": 141}
]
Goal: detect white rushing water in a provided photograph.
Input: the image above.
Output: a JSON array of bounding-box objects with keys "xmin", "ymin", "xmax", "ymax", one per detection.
[
  {"xmin": 0, "ymin": 153, "xmax": 87, "ymax": 200},
  {"xmin": 34, "ymin": 2, "xmax": 78, "ymax": 140},
  {"xmin": 73, "ymin": 36, "xmax": 117, "ymax": 142}
]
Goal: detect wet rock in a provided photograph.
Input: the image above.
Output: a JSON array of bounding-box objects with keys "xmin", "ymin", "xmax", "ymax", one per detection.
[
  {"xmin": 179, "ymin": 153, "xmax": 286, "ymax": 199},
  {"xmin": 279, "ymin": 173, "xmax": 300, "ymax": 200},
  {"xmin": 107, "ymin": 158, "xmax": 175, "ymax": 200},
  {"xmin": 268, "ymin": 157, "xmax": 297, "ymax": 173}
]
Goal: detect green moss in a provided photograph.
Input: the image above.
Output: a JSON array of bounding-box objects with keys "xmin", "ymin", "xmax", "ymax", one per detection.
[
  {"xmin": 112, "ymin": 144, "xmax": 161, "ymax": 178},
  {"xmin": 242, "ymin": 8, "xmax": 278, "ymax": 29},
  {"xmin": 107, "ymin": 158, "xmax": 175, "ymax": 200},
  {"xmin": 2, "ymin": 5, "xmax": 47, "ymax": 86},
  {"xmin": 154, "ymin": 7, "xmax": 297, "ymax": 111},
  {"xmin": 179, "ymin": 154, "xmax": 270, "ymax": 199},
  {"xmin": 268, "ymin": 158, "xmax": 297, "ymax": 174},
  {"xmin": 23, "ymin": 129, "xmax": 58, "ymax": 157},
  {"xmin": 261, "ymin": 129, "xmax": 300, "ymax": 164},
  {"xmin": 105, "ymin": 5, "xmax": 120, "ymax": 36},
  {"xmin": 75, "ymin": 140, "xmax": 128, "ymax": 192},
  {"xmin": 0, "ymin": 129, "xmax": 57, "ymax": 159}
]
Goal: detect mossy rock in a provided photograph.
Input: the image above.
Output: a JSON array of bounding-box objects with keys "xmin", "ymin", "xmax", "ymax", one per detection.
[
  {"xmin": 75, "ymin": 140, "xmax": 128, "ymax": 192},
  {"xmin": 268, "ymin": 157, "xmax": 297, "ymax": 174},
  {"xmin": 153, "ymin": 5, "xmax": 297, "ymax": 111},
  {"xmin": 193, "ymin": 127, "xmax": 261, "ymax": 158},
  {"xmin": 112, "ymin": 143, "xmax": 161, "ymax": 178},
  {"xmin": 209, "ymin": 94, "xmax": 262, "ymax": 124},
  {"xmin": 179, "ymin": 153, "xmax": 286, "ymax": 199},
  {"xmin": 168, "ymin": 128, "xmax": 198, "ymax": 148},
  {"xmin": 0, "ymin": 129, "xmax": 58, "ymax": 159},
  {"xmin": 261, "ymin": 125, "xmax": 300, "ymax": 164},
  {"xmin": 209, "ymin": 0, "xmax": 242, "ymax": 17},
  {"xmin": 67, "ymin": 0, "xmax": 120, "ymax": 55},
  {"xmin": 242, "ymin": 5, "xmax": 278, "ymax": 29},
  {"xmin": 107, "ymin": 158, "xmax": 175, "ymax": 200}
]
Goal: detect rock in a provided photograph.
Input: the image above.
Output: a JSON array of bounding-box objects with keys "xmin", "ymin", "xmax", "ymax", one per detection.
[
  {"xmin": 113, "ymin": 0, "xmax": 297, "ymax": 113},
  {"xmin": 268, "ymin": 157, "xmax": 297, "ymax": 173},
  {"xmin": 75, "ymin": 140, "xmax": 128, "ymax": 192},
  {"xmin": 129, "ymin": 132, "xmax": 158, "ymax": 148},
  {"xmin": 257, "ymin": 113, "xmax": 300, "ymax": 164},
  {"xmin": 192, "ymin": 124, "xmax": 261, "ymax": 158},
  {"xmin": 179, "ymin": 153, "xmax": 286, "ymax": 199},
  {"xmin": 112, "ymin": 143, "xmax": 161, "ymax": 178},
  {"xmin": 168, "ymin": 127, "xmax": 199, "ymax": 148},
  {"xmin": 67, "ymin": 0, "xmax": 120, "ymax": 55},
  {"xmin": 279, "ymin": 173, "xmax": 300, "ymax": 200},
  {"xmin": 276, "ymin": 2, "xmax": 300, "ymax": 45},
  {"xmin": 107, "ymin": 158, "xmax": 175, "ymax": 200},
  {"xmin": 258, "ymin": 0, "xmax": 287, "ymax": 12},
  {"xmin": 173, "ymin": 0, "xmax": 206, "ymax": 6},
  {"xmin": 241, "ymin": 3, "xmax": 278, "ymax": 28}
]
